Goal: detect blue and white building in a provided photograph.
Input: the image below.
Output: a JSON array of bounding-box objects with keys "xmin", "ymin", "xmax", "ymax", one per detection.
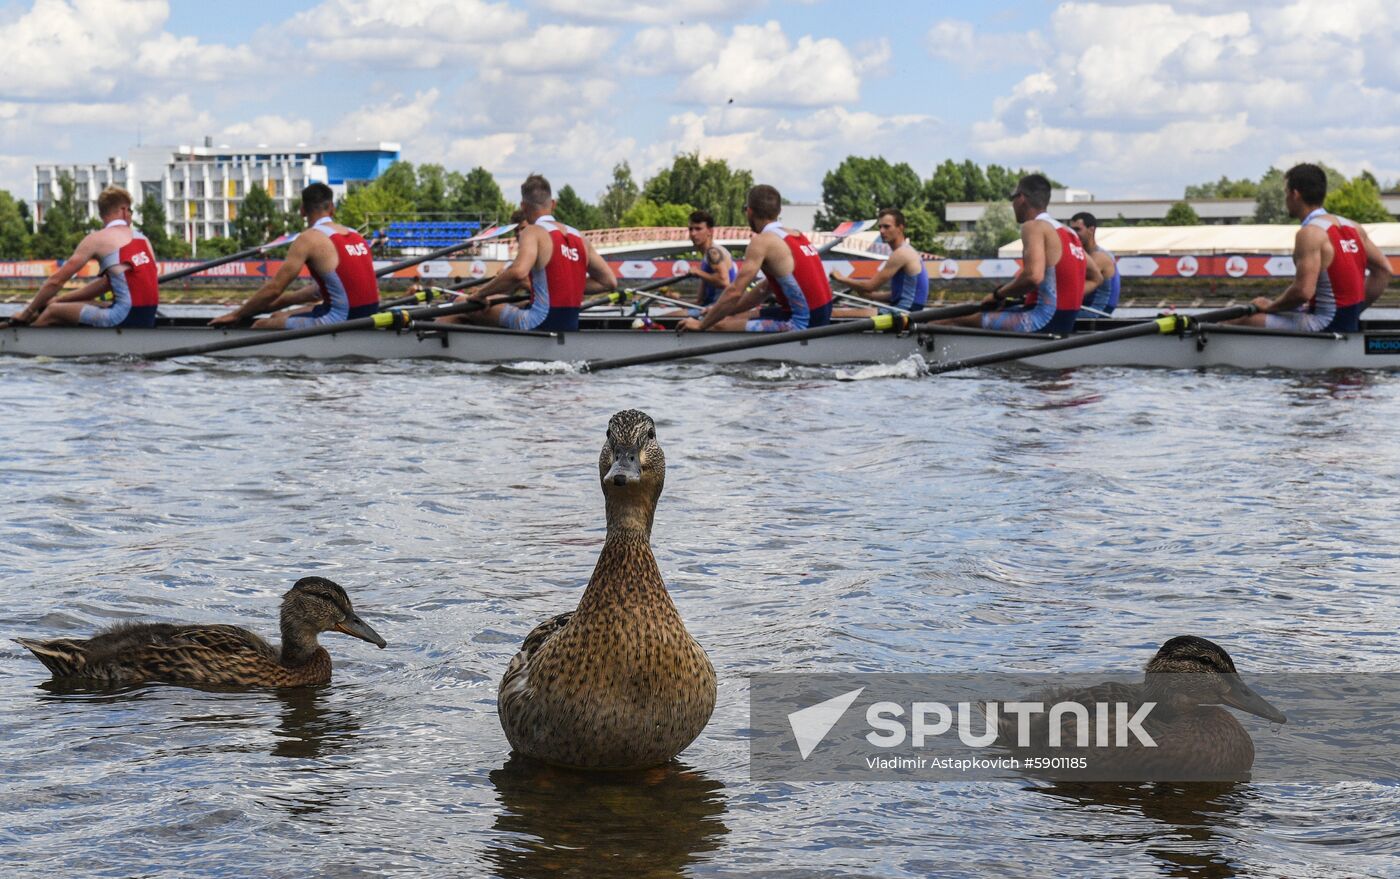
[{"xmin": 33, "ymin": 139, "xmax": 400, "ymax": 242}]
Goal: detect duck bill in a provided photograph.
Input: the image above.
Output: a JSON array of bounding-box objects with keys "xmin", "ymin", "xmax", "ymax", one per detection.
[
  {"xmin": 335, "ymin": 613, "xmax": 387, "ymax": 648},
  {"xmin": 605, "ymin": 447, "xmax": 642, "ymax": 487},
  {"xmin": 1221, "ymin": 674, "xmax": 1286, "ymax": 723}
]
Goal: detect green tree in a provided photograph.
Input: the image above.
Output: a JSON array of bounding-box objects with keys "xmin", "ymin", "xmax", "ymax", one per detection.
[
  {"xmin": 136, "ymin": 194, "xmax": 182, "ymax": 257},
  {"xmin": 970, "ymin": 202, "xmax": 1019, "ymax": 256},
  {"xmin": 924, "ymin": 159, "xmax": 969, "ymax": 230},
  {"xmin": 554, "ymin": 184, "xmax": 605, "ymax": 230},
  {"xmin": 816, "ymin": 155, "xmax": 923, "ymax": 230},
  {"xmin": 447, "ymin": 167, "xmax": 509, "ymax": 222},
  {"xmin": 194, "ymin": 236, "xmax": 242, "ymax": 257},
  {"xmin": 32, "ymin": 172, "xmax": 85, "ymax": 258},
  {"xmin": 598, "ymin": 162, "xmax": 640, "ymax": 227},
  {"xmin": 1253, "ymin": 167, "xmax": 1288, "ymax": 223},
  {"xmin": 1164, "ymin": 201, "xmax": 1201, "ymax": 225},
  {"xmin": 1326, "ymin": 175, "xmax": 1393, "ymax": 222},
  {"xmin": 231, "ymin": 185, "xmax": 286, "ymax": 247},
  {"xmin": 416, "ymin": 164, "xmax": 449, "ymax": 216},
  {"xmin": 1185, "ymin": 175, "xmax": 1259, "ymax": 199},
  {"xmin": 620, "ymin": 199, "xmax": 695, "ymax": 227},
  {"xmin": 375, "ymin": 160, "xmax": 420, "ymax": 204},
  {"xmin": 900, "ymin": 204, "xmax": 940, "ymax": 254},
  {"xmin": 0, "ymin": 190, "xmax": 32, "ymax": 258},
  {"xmin": 642, "ymin": 152, "xmax": 752, "ymax": 225},
  {"xmin": 337, "ymin": 183, "xmax": 416, "ymax": 230}
]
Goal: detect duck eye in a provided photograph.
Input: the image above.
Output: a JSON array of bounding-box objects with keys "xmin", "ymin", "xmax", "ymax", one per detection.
[{"xmin": 647, "ymin": 428, "xmax": 655, "ymax": 440}]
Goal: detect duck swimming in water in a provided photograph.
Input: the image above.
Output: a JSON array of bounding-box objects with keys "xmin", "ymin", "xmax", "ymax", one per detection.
[
  {"xmin": 498, "ymin": 409, "xmax": 716, "ymax": 770},
  {"xmin": 994, "ymin": 635, "xmax": 1286, "ymax": 781},
  {"xmin": 15, "ymin": 576, "xmax": 385, "ymax": 687}
]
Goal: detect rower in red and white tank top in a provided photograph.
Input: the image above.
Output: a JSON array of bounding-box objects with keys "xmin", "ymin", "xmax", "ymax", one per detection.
[
  {"xmin": 80, "ymin": 220, "xmax": 159, "ymax": 328},
  {"xmin": 746, "ymin": 222, "xmax": 834, "ymax": 332},
  {"xmin": 984, "ymin": 213, "xmax": 1085, "ymax": 335},
  {"xmin": 286, "ymin": 217, "xmax": 380, "ymax": 329},
  {"xmin": 500, "ymin": 214, "xmax": 587, "ymax": 332},
  {"xmin": 1313, "ymin": 211, "xmax": 1366, "ymax": 332}
]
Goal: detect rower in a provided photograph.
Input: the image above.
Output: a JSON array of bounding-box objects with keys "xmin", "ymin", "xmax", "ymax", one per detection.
[
  {"xmin": 1068, "ymin": 212, "xmax": 1119, "ymax": 317},
  {"xmin": 210, "ymin": 182, "xmax": 379, "ymax": 328},
  {"xmin": 939, "ymin": 173, "xmax": 1095, "ymax": 334},
  {"xmin": 829, "ymin": 207, "xmax": 928, "ymax": 316},
  {"xmin": 1229, "ymin": 163, "xmax": 1388, "ymax": 333},
  {"xmin": 458, "ymin": 174, "xmax": 615, "ymax": 331},
  {"xmin": 687, "ymin": 209, "xmax": 735, "ymax": 317},
  {"xmin": 13, "ymin": 186, "xmax": 159, "ymax": 328},
  {"xmin": 678, "ymin": 183, "xmax": 833, "ymax": 333}
]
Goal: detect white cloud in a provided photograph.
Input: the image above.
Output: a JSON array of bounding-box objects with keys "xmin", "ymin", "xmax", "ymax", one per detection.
[
  {"xmin": 0, "ymin": 0, "xmax": 253, "ymax": 99},
  {"xmin": 286, "ymin": 0, "xmax": 527, "ymax": 67},
  {"xmin": 532, "ymin": 0, "xmax": 748, "ymax": 25},
  {"xmin": 925, "ymin": 19, "xmax": 1045, "ymax": 71},
  {"xmin": 328, "ymin": 89, "xmax": 440, "ymax": 144},
  {"xmin": 478, "ymin": 24, "xmax": 615, "ymax": 73},
  {"xmin": 218, "ymin": 115, "xmax": 316, "ymax": 146},
  {"xmin": 629, "ymin": 23, "xmax": 724, "ymax": 74},
  {"xmin": 680, "ymin": 21, "xmax": 862, "ymax": 108}
]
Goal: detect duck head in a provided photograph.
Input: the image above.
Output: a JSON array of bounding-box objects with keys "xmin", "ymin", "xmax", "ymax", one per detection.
[
  {"xmin": 598, "ymin": 409, "xmax": 665, "ymax": 535},
  {"xmin": 280, "ymin": 576, "xmax": 386, "ymax": 662},
  {"xmin": 1142, "ymin": 635, "xmax": 1285, "ymax": 724}
]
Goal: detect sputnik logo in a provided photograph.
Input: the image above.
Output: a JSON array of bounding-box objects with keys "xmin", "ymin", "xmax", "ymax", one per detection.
[{"xmin": 787, "ymin": 687, "xmax": 864, "ymax": 759}]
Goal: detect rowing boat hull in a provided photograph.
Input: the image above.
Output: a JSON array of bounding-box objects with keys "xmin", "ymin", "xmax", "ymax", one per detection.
[{"xmin": 5, "ymin": 319, "xmax": 1400, "ymax": 370}]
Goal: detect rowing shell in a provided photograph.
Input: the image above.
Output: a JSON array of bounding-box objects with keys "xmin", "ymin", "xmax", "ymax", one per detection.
[{"xmin": 5, "ymin": 316, "xmax": 1400, "ymax": 371}]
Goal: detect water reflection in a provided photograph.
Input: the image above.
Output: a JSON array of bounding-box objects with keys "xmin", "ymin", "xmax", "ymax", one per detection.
[
  {"xmin": 1031, "ymin": 781, "xmax": 1250, "ymax": 879},
  {"xmin": 270, "ymin": 686, "xmax": 361, "ymax": 760},
  {"xmin": 484, "ymin": 757, "xmax": 728, "ymax": 879},
  {"xmin": 1287, "ymin": 369, "xmax": 1375, "ymax": 402}
]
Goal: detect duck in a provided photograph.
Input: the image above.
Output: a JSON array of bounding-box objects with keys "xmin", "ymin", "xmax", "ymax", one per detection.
[
  {"xmin": 994, "ymin": 635, "xmax": 1286, "ymax": 780},
  {"xmin": 498, "ymin": 409, "xmax": 716, "ymax": 770},
  {"xmin": 15, "ymin": 576, "xmax": 385, "ymax": 687}
]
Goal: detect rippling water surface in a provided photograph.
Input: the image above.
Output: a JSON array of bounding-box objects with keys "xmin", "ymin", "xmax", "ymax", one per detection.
[{"xmin": 1, "ymin": 356, "xmax": 1397, "ymax": 878}]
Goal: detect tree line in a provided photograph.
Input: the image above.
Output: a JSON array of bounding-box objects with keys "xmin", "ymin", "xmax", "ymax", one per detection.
[{"xmin": 2, "ymin": 154, "xmax": 1394, "ymax": 261}]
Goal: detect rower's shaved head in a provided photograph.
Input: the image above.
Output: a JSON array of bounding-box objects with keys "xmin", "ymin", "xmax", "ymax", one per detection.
[
  {"xmin": 746, "ymin": 184, "xmax": 782, "ymax": 223},
  {"xmin": 1011, "ymin": 174, "xmax": 1052, "ymax": 211},
  {"xmin": 301, "ymin": 182, "xmax": 335, "ymax": 215},
  {"xmin": 521, "ymin": 174, "xmax": 553, "ymax": 210}
]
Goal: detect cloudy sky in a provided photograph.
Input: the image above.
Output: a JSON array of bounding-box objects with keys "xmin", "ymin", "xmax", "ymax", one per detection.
[{"xmin": 2, "ymin": 0, "xmax": 1397, "ymax": 206}]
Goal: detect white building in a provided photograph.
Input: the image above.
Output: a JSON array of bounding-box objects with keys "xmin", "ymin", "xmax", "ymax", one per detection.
[{"xmin": 33, "ymin": 140, "xmax": 400, "ymax": 243}]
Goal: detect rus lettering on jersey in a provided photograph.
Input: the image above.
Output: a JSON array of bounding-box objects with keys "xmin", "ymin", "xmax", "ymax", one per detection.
[
  {"xmin": 130, "ymin": 251, "xmax": 151, "ymax": 266},
  {"xmin": 1341, "ymin": 239, "xmax": 1360, "ymax": 254},
  {"xmin": 800, "ymin": 244, "xmax": 818, "ymax": 258},
  {"xmin": 1069, "ymin": 242, "xmax": 1086, "ymax": 261},
  {"xmin": 345, "ymin": 242, "xmax": 369, "ymax": 257},
  {"xmin": 560, "ymin": 244, "xmax": 580, "ymax": 261}
]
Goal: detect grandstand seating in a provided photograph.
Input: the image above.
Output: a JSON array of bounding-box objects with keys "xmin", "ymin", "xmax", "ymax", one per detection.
[{"xmin": 380, "ymin": 221, "xmax": 483, "ymax": 249}]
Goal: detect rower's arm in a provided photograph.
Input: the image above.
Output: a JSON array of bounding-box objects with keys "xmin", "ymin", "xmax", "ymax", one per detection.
[
  {"xmin": 268, "ymin": 285, "xmax": 322, "ymax": 310},
  {"xmin": 698, "ymin": 242, "xmax": 768, "ymax": 330},
  {"xmin": 1083, "ymin": 251, "xmax": 1105, "ymax": 295},
  {"xmin": 19, "ymin": 235, "xmax": 99, "ymax": 319},
  {"xmin": 832, "ymin": 254, "xmax": 903, "ymax": 298},
  {"xmin": 55, "ymin": 276, "xmax": 111, "ymax": 303},
  {"xmin": 210, "ymin": 238, "xmax": 310, "ymax": 324},
  {"xmin": 1265, "ymin": 228, "xmax": 1321, "ymax": 313},
  {"xmin": 1359, "ymin": 228, "xmax": 1392, "ymax": 308},
  {"xmin": 993, "ymin": 222, "xmax": 1042, "ymax": 302},
  {"xmin": 690, "ymin": 245, "xmax": 733, "ymax": 288},
  {"xmin": 475, "ymin": 227, "xmax": 539, "ymax": 299},
  {"xmin": 583, "ymin": 240, "xmax": 616, "ymax": 295}
]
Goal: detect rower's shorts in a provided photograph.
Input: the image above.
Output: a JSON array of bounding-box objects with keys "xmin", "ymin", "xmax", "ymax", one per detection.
[
  {"xmin": 1264, "ymin": 309, "xmax": 1334, "ymax": 333},
  {"xmin": 79, "ymin": 301, "xmax": 130, "ymax": 328},
  {"xmin": 745, "ymin": 302, "xmax": 832, "ymax": 333},
  {"xmin": 981, "ymin": 300, "xmax": 1055, "ymax": 333},
  {"xmin": 285, "ymin": 302, "xmax": 348, "ymax": 330}
]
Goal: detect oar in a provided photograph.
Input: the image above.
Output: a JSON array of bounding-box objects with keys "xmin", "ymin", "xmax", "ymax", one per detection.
[
  {"xmin": 378, "ymin": 277, "xmax": 491, "ymax": 310},
  {"xmin": 831, "ymin": 287, "xmax": 909, "ymax": 313},
  {"xmin": 581, "ymin": 274, "xmax": 693, "ymax": 311},
  {"xmin": 815, "ymin": 219, "xmax": 875, "ymax": 257},
  {"xmin": 144, "ymin": 294, "xmax": 528, "ymax": 361},
  {"xmin": 926, "ymin": 305, "xmax": 1258, "ymax": 375},
  {"xmin": 584, "ymin": 301, "xmax": 989, "ymax": 372},
  {"xmin": 157, "ymin": 233, "xmax": 298, "ymax": 284}
]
